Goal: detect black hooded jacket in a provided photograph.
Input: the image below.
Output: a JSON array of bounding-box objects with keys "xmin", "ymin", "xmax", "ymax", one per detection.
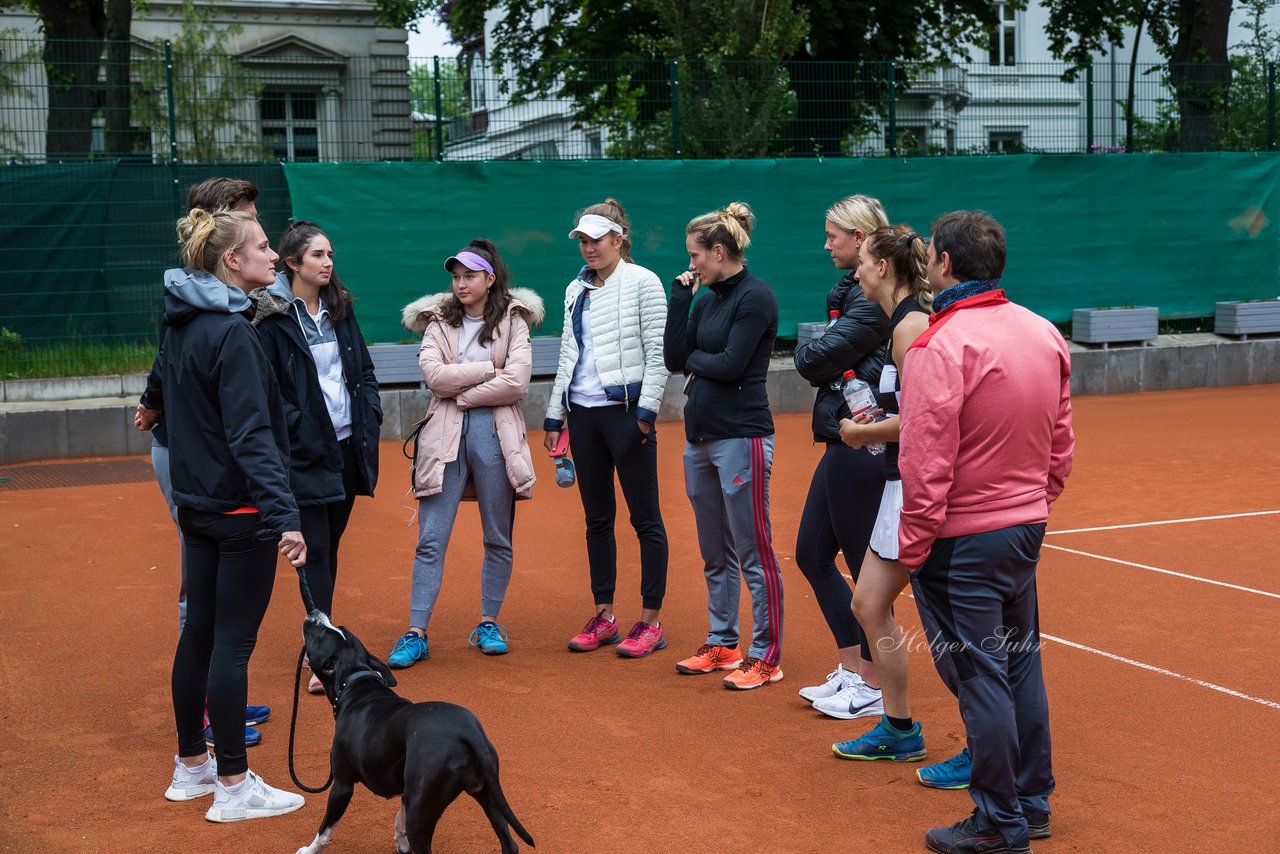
[
  {"xmin": 792, "ymin": 272, "xmax": 891, "ymax": 443},
  {"xmin": 251, "ymin": 279, "xmax": 382, "ymax": 505},
  {"xmin": 158, "ymin": 268, "xmax": 300, "ymax": 536}
]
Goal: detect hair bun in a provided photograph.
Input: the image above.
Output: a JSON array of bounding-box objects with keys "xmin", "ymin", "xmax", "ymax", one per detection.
[{"xmin": 721, "ymin": 201, "xmax": 755, "ymax": 237}]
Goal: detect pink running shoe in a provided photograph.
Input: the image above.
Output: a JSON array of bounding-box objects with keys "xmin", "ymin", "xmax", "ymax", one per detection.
[
  {"xmin": 616, "ymin": 621, "xmax": 666, "ymax": 658},
  {"xmin": 567, "ymin": 611, "xmax": 621, "ymax": 652}
]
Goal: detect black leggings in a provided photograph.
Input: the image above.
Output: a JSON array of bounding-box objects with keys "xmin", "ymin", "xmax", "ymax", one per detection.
[
  {"xmin": 567, "ymin": 404, "xmax": 668, "ymax": 611},
  {"xmin": 297, "ymin": 438, "xmax": 359, "ymax": 616},
  {"xmin": 172, "ymin": 509, "xmax": 277, "ymax": 776},
  {"xmin": 795, "ymin": 442, "xmax": 886, "ymax": 659}
]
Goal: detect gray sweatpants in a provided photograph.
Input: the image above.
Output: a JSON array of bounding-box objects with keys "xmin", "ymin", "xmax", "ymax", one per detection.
[
  {"xmin": 683, "ymin": 436, "xmax": 784, "ymax": 665},
  {"xmin": 151, "ymin": 436, "xmax": 188, "ymax": 633},
  {"xmin": 410, "ymin": 407, "xmax": 515, "ymax": 630}
]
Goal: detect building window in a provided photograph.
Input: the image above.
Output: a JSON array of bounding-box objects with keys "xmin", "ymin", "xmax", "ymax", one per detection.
[
  {"xmin": 988, "ymin": 131, "xmax": 1024, "ymax": 153},
  {"xmin": 261, "ymin": 91, "xmax": 319, "ymax": 162},
  {"xmin": 988, "ymin": 2, "xmax": 1017, "ymax": 67},
  {"xmin": 885, "ymin": 125, "xmax": 928, "ymax": 154},
  {"xmin": 586, "ymin": 132, "xmax": 602, "ymax": 159},
  {"xmin": 469, "ymin": 53, "xmax": 487, "ymax": 110}
]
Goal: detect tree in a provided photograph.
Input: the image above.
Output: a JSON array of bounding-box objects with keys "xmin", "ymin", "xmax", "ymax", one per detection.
[
  {"xmin": 409, "ymin": 58, "xmax": 469, "ymax": 158},
  {"xmin": 26, "ymin": 0, "xmax": 106, "ymax": 160},
  {"xmin": 131, "ymin": 1, "xmax": 265, "ymax": 162},
  {"xmin": 1045, "ymin": 0, "xmax": 1232, "ymax": 151},
  {"xmin": 429, "ymin": 0, "xmax": 999, "ymax": 157}
]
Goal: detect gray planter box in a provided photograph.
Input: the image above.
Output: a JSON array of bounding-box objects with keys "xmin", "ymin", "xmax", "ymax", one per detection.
[
  {"xmin": 1215, "ymin": 300, "xmax": 1280, "ymax": 339},
  {"xmin": 797, "ymin": 321, "xmax": 828, "ymax": 340},
  {"xmin": 1072, "ymin": 307, "xmax": 1159, "ymax": 348}
]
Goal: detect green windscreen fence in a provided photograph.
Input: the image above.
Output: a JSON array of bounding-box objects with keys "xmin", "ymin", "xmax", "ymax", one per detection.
[
  {"xmin": 0, "ymin": 163, "xmax": 291, "ymax": 375},
  {"xmin": 283, "ymin": 154, "xmax": 1280, "ymax": 343}
]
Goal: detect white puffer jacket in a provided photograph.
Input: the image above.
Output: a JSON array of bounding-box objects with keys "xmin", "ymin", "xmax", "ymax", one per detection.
[{"xmin": 544, "ymin": 259, "xmax": 669, "ymax": 429}]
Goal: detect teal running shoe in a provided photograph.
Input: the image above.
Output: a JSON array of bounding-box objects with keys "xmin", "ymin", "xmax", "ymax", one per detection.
[
  {"xmin": 833, "ymin": 716, "xmax": 927, "ymax": 761},
  {"xmin": 916, "ymin": 747, "xmax": 971, "ymax": 789},
  {"xmin": 387, "ymin": 631, "xmax": 429, "ymax": 668},
  {"xmin": 469, "ymin": 621, "xmax": 510, "ymax": 655}
]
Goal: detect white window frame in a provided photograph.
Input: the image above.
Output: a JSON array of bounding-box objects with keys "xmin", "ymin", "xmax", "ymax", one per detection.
[
  {"xmin": 260, "ymin": 90, "xmax": 320, "ymax": 162},
  {"xmin": 988, "ymin": 2, "xmax": 1018, "ymax": 67}
]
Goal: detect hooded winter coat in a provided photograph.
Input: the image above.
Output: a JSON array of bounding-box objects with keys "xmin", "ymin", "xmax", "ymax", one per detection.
[
  {"xmin": 158, "ymin": 267, "xmax": 299, "ymax": 535},
  {"xmin": 250, "ymin": 275, "xmax": 382, "ymax": 505},
  {"xmin": 400, "ymin": 288, "xmax": 545, "ymax": 500}
]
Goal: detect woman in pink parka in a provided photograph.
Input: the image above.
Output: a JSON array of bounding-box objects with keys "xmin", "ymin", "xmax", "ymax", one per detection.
[{"xmin": 388, "ymin": 239, "xmax": 544, "ymax": 666}]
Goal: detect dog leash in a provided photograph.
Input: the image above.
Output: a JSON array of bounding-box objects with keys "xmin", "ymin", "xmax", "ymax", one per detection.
[
  {"xmin": 287, "ymin": 563, "xmax": 333, "ymax": 794},
  {"xmin": 287, "ymin": 643, "xmax": 333, "ymax": 794}
]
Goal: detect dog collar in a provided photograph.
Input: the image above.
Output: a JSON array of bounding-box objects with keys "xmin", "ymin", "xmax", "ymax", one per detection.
[{"xmin": 332, "ymin": 668, "xmax": 384, "ymax": 712}]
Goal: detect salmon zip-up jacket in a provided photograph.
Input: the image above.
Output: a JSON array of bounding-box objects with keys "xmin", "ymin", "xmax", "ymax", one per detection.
[{"xmin": 897, "ymin": 289, "xmax": 1075, "ymax": 569}]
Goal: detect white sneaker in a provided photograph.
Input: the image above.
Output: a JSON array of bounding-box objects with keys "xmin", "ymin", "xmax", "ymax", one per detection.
[
  {"xmin": 797, "ymin": 664, "xmax": 861, "ymax": 703},
  {"xmin": 812, "ymin": 680, "xmax": 884, "ymax": 720},
  {"xmin": 205, "ymin": 770, "xmax": 304, "ymax": 822},
  {"xmin": 165, "ymin": 754, "xmax": 217, "ymax": 801}
]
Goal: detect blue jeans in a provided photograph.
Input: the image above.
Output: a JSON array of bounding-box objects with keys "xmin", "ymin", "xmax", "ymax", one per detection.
[{"xmin": 151, "ymin": 436, "xmax": 188, "ymax": 633}]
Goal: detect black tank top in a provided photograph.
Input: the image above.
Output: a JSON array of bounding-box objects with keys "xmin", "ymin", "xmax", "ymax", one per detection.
[{"xmin": 882, "ymin": 295, "xmax": 930, "ymax": 481}]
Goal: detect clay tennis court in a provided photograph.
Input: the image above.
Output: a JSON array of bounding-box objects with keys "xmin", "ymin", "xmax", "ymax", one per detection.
[{"xmin": 1, "ymin": 384, "xmax": 1277, "ymax": 852}]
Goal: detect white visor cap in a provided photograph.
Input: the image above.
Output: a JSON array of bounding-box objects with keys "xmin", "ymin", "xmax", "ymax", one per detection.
[{"xmin": 568, "ymin": 213, "xmax": 625, "ymax": 240}]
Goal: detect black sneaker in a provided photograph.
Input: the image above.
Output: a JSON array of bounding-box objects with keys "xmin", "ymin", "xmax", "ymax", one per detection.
[
  {"xmin": 1025, "ymin": 810, "xmax": 1051, "ymax": 840},
  {"xmin": 925, "ymin": 810, "xmax": 1031, "ymax": 854}
]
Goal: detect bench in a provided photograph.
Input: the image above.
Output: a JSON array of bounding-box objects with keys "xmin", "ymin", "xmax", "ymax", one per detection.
[{"xmin": 369, "ymin": 337, "xmax": 562, "ymax": 387}]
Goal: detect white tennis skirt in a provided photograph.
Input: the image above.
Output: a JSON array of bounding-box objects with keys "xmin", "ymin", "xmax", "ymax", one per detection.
[{"xmin": 868, "ymin": 479, "xmax": 903, "ymax": 561}]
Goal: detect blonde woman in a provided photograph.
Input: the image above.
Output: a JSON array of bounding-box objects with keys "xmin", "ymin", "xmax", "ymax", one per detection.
[
  {"xmin": 791, "ymin": 195, "xmax": 894, "ymax": 719},
  {"xmin": 161, "ymin": 207, "xmax": 305, "ymax": 821},
  {"xmin": 545, "ymin": 198, "xmax": 672, "ymax": 659},
  {"xmin": 664, "ymin": 202, "xmax": 784, "ymax": 691}
]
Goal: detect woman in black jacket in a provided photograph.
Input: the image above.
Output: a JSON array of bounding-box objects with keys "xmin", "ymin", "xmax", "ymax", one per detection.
[
  {"xmin": 253, "ymin": 222, "xmax": 381, "ymax": 662},
  {"xmin": 791, "ymin": 195, "xmax": 894, "ymax": 721},
  {"xmin": 664, "ymin": 202, "xmax": 786, "ymax": 692},
  {"xmin": 162, "ymin": 207, "xmax": 306, "ymax": 821}
]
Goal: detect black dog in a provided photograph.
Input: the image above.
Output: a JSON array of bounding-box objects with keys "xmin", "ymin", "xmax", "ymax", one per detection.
[{"xmin": 297, "ymin": 610, "xmax": 534, "ymax": 854}]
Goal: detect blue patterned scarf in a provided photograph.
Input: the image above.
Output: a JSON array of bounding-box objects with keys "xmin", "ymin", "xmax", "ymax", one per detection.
[{"xmin": 932, "ymin": 278, "xmax": 1002, "ymax": 315}]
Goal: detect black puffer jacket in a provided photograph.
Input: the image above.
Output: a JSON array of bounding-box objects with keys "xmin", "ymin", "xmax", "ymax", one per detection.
[
  {"xmin": 252, "ymin": 281, "xmax": 382, "ymax": 505},
  {"xmin": 793, "ymin": 272, "xmax": 891, "ymax": 443}
]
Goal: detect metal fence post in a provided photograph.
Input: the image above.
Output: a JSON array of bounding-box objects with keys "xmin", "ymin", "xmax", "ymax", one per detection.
[
  {"xmin": 432, "ymin": 55, "xmax": 446, "ymax": 161},
  {"xmin": 670, "ymin": 59, "xmax": 682, "ymax": 157},
  {"xmin": 887, "ymin": 62, "xmax": 897, "ymax": 157},
  {"xmin": 1085, "ymin": 61, "xmax": 1094, "ymax": 153},
  {"xmin": 1268, "ymin": 62, "xmax": 1276, "ymax": 151},
  {"xmin": 164, "ymin": 40, "xmax": 178, "ymax": 163}
]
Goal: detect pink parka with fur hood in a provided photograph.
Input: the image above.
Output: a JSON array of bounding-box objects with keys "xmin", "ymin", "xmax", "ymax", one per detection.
[{"xmin": 401, "ymin": 287, "xmax": 545, "ymax": 499}]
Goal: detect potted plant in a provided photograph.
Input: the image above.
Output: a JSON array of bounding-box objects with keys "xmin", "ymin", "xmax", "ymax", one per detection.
[
  {"xmin": 1071, "ymin": 306, "xmax": 1159, "ymax": 348},
  {"xmin": 1215, "ymin": 299, "xmax": 1280, "ymax": 340}
]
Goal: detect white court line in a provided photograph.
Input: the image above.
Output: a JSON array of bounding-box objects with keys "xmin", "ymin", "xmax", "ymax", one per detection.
[
  {"xmin": 1040, "ymin": 633, "xmax": 1280, "ymax": 710},
  {"xmin": 893, "ymin": 590, "xmax": 1280, "ymax": 711},
  {"xmin": 1042, "ymin": 543, "xmax": 1280, "ymax": 600},
  {"xmin": 1048, "ymin": 509, "xmax": 1280, "ymax": 536}
]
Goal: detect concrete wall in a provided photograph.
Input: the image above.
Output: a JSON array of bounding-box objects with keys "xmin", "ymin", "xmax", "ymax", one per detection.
[{"xmin": 3, "ymin": 333, "xmax": 1277, "ymax": 464}]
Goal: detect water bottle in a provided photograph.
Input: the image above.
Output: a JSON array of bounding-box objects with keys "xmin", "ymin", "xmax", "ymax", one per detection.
[
  {"xmin": 841, "ymin": 370, "xmax": 885, "ymax": 456},
  {"xmin": 823, "ymin": 309, "xmax": 840, "ymax": 331}
]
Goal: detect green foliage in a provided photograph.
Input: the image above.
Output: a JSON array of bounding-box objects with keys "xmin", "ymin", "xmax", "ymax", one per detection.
[
  {"xmin": 0, "ymin": 327, "xmax": 23, "ymax": 359},
  {"xmin": 0, "ymin": 338, "xmax": 155, "ymax": 380},
  {"xmin": 409, "ymin": 59, "xmax": 470, "ymax": 159},
  {"xmin": 374, "ymin": 0, "xmax": 435, "ymax": 30},
  {"xmin": 131, "ymin": 0, "xmax": 266, "ymax": 162}
]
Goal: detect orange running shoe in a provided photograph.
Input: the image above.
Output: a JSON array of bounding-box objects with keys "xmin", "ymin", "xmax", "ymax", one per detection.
[
  {"xmin": 722, "ymin": 657, "xmax": 783, "ymax": 690},
  {"xmin": 675, "ymin": 644, "xmax": 743, "ymax": 674}
]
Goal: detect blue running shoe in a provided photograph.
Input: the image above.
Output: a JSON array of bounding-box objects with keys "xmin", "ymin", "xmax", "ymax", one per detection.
[
  {"xmin": 469, "ymin": 621, "xmax": 510, "ymax": 655},
  {"xmin": 917, "ymin": 747, "xmax": 971, "ymax": 789},
  {"xmin": 203, "ymin": 725, "xmax": 261, "ymax": 749},
  {"xmin": 387, "ymin": 631, "xmax": 429, "ymax": 668},
  {"xmin": 244, "ymin": 704, "xmax": 270, "ymax": 726},
  {"xmin": 833, "ymin": 716, "xmax": 927, "ymax": 762}
]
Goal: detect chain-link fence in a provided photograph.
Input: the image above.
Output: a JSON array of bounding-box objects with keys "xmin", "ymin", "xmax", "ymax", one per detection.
[{"xmin": 1, "ymin": 38, "xmax": 1276, "ymax": 164}]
